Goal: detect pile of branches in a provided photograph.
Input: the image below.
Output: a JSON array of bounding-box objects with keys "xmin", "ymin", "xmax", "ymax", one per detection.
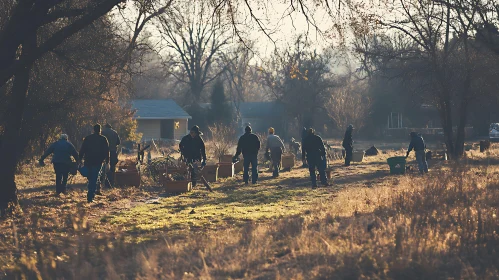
[{"xmin": 145, "ymin": 156, "xmax": 183, "ymax": 182}]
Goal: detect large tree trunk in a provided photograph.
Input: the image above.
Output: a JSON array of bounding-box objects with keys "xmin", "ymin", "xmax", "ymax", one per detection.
[
  {"xmin": 440, "ymin": 99, "xmax": 455, "ymax": 159},
  {"xmin": 0, "ymin": 72, "xmax": 30, "ymax": 214},
  {"xmin": 0, "ymin": 33, "xmax": 35, "ymax": 215},
  {"xmin": 455, "ymin": 99, "xmax": 468, "ymax": 158}
]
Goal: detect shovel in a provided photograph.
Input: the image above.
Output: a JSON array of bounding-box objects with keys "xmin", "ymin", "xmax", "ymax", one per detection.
[{"xmin": 186, "ymin": 162, "xmax": 213, "ymax": 192}]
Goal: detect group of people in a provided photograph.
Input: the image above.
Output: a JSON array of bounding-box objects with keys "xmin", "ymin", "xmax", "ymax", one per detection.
[
  {"xmin": 39, "ymin": 123, "xmax": 121, "ymax": 202},
  {"xmin": 178, "ymin": 123, "xmax": 429, "ymax": 189},
  {"xmin": 40, "ymin": 123, "xmax": 429, "ymax": 201}
]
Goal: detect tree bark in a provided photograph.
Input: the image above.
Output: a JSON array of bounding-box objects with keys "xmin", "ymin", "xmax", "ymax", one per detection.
[
  {"xmin": 440, "ymin": 98, "xmax": 455, "ymax": 159},
  {"xmin": 0, "ymin": 32, "xmax": 36, "ymax": 215},
  {"xmin": 455, "ymin": 99, "xmax": 468, "ymax": 157}
]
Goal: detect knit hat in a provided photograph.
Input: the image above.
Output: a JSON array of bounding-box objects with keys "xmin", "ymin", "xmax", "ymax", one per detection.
[{"xmin": 60, "ymin": 134, "xmax": 68, "ymax": 140}]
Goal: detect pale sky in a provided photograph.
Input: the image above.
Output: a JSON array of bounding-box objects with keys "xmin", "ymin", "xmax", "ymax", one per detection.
[{"xmin": 114, "ymin": 1, "xmax": 360, "ymax": 73}]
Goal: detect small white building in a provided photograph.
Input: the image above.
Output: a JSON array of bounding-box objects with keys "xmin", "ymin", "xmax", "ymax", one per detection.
[{"xmin": 132, "ymin": 99, "xmax": 191, "ymax": 141}]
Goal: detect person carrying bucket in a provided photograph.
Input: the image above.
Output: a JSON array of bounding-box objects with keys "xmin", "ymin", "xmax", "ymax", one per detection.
[{"xmin": 406, "ymin": 132, "xmax": 428, "ymax": 174}]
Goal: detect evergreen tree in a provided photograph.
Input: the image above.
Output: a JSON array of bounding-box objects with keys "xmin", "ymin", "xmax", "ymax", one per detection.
[{"xmin": 210, "ymin": 80, "xmax": 233, "ymax": 124}]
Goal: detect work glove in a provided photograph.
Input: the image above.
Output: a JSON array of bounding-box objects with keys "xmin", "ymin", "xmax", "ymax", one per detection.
[{"xmin": 201, "ymin": 160, "xmax": 206, "ymax": 167}]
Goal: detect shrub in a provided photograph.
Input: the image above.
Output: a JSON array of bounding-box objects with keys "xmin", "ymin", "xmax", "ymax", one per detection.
[{"xmin": 208, "ymin": 124, "xmax": 236, "ymax": 162}]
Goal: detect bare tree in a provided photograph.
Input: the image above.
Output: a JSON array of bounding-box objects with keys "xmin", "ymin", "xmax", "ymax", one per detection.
[
  {"xmin": 221, "ymin": 42, "xmax": 257, "ymax": 119},
  {"xmin": 355, "ymin": 0, "xmax": 486, "ymax": 158},
  {"xmin": 325, "ymin": 74, "xmax": 371, "ymax": 132},
  {"xmin": 0, "ymin": 0, "xmax": 171, "ymax": 214},
  {"xmin": 208, "ymin": 124, "xmax": 236, "ymax": 162},
  {"xmin": 259, "ymin": 36, "xmax": 334, "ymax": 128},
  {"xmin": 158, "ymin": 3, "xmax": 231, "ymax": 101}
]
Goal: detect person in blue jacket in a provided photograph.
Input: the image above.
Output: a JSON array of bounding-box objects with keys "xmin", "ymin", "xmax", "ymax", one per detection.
[
  {"xmin": 406, "ymin": 132, "xmax": 428, "ymax": 174},
  {"xmin": 39, "ymin": 134, "xmax": 79, "ymax": 195}
]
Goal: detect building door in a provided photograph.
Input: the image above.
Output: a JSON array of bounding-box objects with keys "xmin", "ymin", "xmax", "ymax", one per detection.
[{"xmin": 160, "ymin": 120, "xmax": 174, "ymax": 139}]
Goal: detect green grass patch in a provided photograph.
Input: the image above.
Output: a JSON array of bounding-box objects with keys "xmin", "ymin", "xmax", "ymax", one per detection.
[{"xmin": 108, "ymin": 174, "xmax": 336, "ymax": 235}]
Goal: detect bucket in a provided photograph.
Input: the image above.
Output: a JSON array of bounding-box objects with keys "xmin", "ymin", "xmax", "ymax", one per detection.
[
  {"xmin": 387, "ymin": 157, "xmax": 406, "ymax": 175},
  {"xmin": 202, "ymin": 165, "xmax": 219, "ymax": 182},
  {"xmin": 220, "ymin": 155, "xmax": 233, "ymax": 163},
  {"xmin": 163, "ymin": 179, "xmax": 192, "ymax": 193},
  {"xmin": 217, "ymin": 162, "xmax": 234, "ymax": 178},
  {"xmin": 282, "ymin": 154, "xmax": 295, "ymax": 169},
  {"xmin": 115, "ymin": 170, "xmax": 141, "ymax": 186},
  {"xmin": 352, "ymin": 151, "xmax": 365, "ymax": 162},
  {"xmin": 234, "ymin": 160, "xmax": 244, "ymax": 174}
]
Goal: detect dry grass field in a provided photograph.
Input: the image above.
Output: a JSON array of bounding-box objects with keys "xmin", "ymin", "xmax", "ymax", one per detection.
[{"xmin": 1, "ymin": 143, "xmax": 499, "ymax": 279}]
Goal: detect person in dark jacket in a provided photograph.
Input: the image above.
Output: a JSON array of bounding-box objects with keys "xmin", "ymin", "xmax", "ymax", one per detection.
[
  {"xmin": 301, "ymin": 127, "xmax": 309, "ymax": 168},
  {"xmin": 39, "ymin": 134, "xmax": 79, "ymax": 195},
  {"xmin": 179, "ymin": 125, "xmax": 207, "ymax": 187},
  {"xmin": 102, "ymin": 123, "xmax": 121, "ymax": 188},
  {"xmin": 302, "ymin": 128, "xmax": 329, "ymax": 188},
  {"xmin": 79, "ymin": 124, "xmax": 110, "ymax": 202},
  {"xmin": 342, "ymin": 124, "xmax": 354, "ymax": 166},
  {"xmin": 233, "ymin": 126, "xmax": 261, "ymax": 185},
  {"xmin": 406, "ymin": 132, "xmax": 428, "ymax": 174}
]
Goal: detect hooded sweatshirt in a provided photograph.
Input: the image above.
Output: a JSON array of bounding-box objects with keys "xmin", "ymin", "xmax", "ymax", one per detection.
[{"xmin": 408, "ymin": 134, "xmax": 426, "ymax": 152}]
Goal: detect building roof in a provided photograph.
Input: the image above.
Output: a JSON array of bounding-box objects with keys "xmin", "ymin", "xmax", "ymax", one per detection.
[
  {"xmin": 239, "ymin": 102, "xmax": 284, "ymax": 118},
  {"xmin": 131, "ymin": 99, "xmax": 191, "ymax": 119}
]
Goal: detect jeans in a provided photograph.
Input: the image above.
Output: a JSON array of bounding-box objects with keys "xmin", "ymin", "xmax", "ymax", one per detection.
[
  {"xmin": 53, "ymin": 163, "xmax": 70, "ymax": 194},
  {"xmin": 308, "ymin": 157, "xmax": 327, "ymax": 187},
  {"xmin": 345, "ymin": 148, "xmax": 353, "ymax": 166},
  {"xmin": 243, "ymin": 154, "xmax": 258, "ymax": 184},
  {"xmin": 87, "ymin": 164, "xmax": 103, "ymax": 202},
  {"xmin": 270, "ymin": 147, "xmax": 283, "ymax": 177},
  {"xmin": 415, "ymin": 150, "xmax": 429, "ymax": 174}
]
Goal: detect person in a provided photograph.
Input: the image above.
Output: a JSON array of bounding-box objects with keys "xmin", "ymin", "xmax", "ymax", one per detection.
[
  {"xmin": 179, "ymin": 125, "xmax": 207, "ymax": 187},
  {"xmin": 233, "ymin": 126, "xmax": 261, "ymax": 185},
  {"xmin": 39, "ymin": 134, "xmax": 79, "ymax": 195},
  {"xmin": 406, "ymin": 132, "xmax": 428, "ymax": 174},
  {"xmin": 101, "ymin": 123, "xmax": 121, "ymax": 188},
  {"xmin": 301, "ymin": 127, "xmax": 309, "ymax": 168},
  {"xmin": 79, "ymin": 124, "xmax": 110, "ymax": 202},
  {"xmin": 266, "ymin": 127, "xmax": 285, "ymax": 178},
  {"xmin": 342, "ymin": 124, "xmax": 354, "ymax": 166},
  {"xmin": 302, "ymin": 128, "xmax": 329, "ymax": 189}
]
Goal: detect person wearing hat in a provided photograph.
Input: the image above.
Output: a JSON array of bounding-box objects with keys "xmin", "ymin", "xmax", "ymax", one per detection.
[
  {"xmin": 79, "ymin": 124, "xmax": 110, "ymax": 202},
  {"xmin": 266, "ymin": 127, "xmax": 285, "ymax": 178},
  {"xmin": 342, "ymin": 124, "xmax": 354, "ymax": 166},
  {"xmin": 406, "ymin": 132, "xmax": 428, "ymax": 174},
  {"xmin": 233, "ymin": 126, "xmax": 261, "ymax": 185},
  {"xmin": 101, "ymin": 123, "xmax": 121, "ymax": 188},
  {"xmin": 179, "ymin": 125, "xmax": 207, "ymax": 187},
  {"xmin": 39, "ymin": 133, "xmax": 80, "ymax": 195},
  {"xmin": 302, "ymin": 128, "xmax": 329, "ymax": 188}
]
